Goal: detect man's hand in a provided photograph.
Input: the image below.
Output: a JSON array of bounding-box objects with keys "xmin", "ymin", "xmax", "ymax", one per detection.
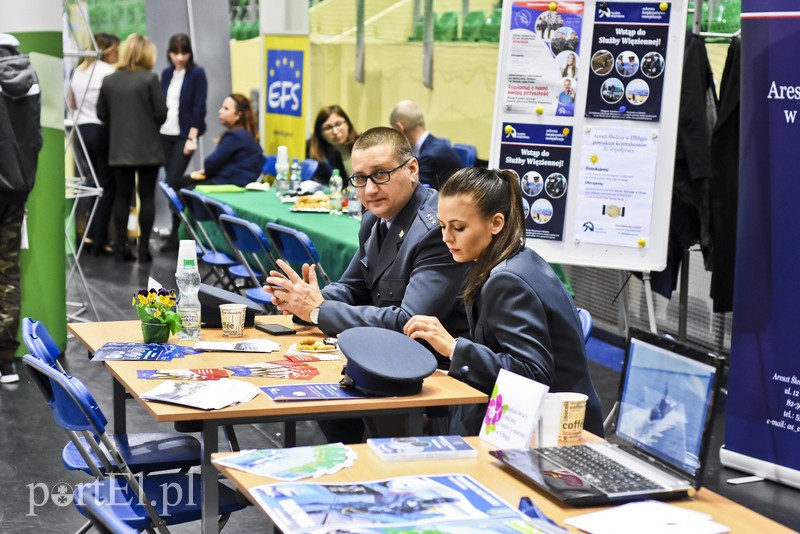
[{"xmin": 265, "ymin": 259, "xmax": 325, "ymax": 321}]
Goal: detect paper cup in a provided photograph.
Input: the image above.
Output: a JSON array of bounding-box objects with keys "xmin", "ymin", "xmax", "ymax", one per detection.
[
  {"xmin": 219, "ymin": 304, "xmax": 247, "ymax": 337},
  {"xmin": 558, "ymin": 392, "xmax": 588, "ymax": 444}
]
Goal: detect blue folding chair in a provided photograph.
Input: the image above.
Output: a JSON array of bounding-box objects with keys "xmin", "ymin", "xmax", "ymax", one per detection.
[
  {"xmin": 179, "ymin": 189, "xmax": 240, "ymax": 291},
  {"xmin": 218, "ymin": 214, "xmax": 280, "ymax": 309},
  {"xmin": 577, "ymin": 307, "xmax": 593, "ymax": 343},
  {"xmin": 21, "ymin": 317, "xmax": 202, "ymax": 476},
  {"xmin": 300, "ymin": 159, "xmax": 319, "ymax": 181},
  {"xmin": 262, "ymin": 154, "xmax": 277, "ymax": 178},
  {"xmin": 200, "ymin": 195, "xmax": 264, "ymax": 290},
  {"xmin": 158, "ymin": 182, "xmax": 204, "ymax": 258},
  {"xmin": 265, "ymin": 222, "xmax": 331, "ymax": 284},
  {"xmin": 453, "ymin": 143, "xmax": 477, "ymax": 167},
  {"xmin": 22, "ymin": 355, "xmax": 245, "ymax": 532},
  {"xmin": 75, "ymin": 490, "xmax": 139, "ymax": 534}
]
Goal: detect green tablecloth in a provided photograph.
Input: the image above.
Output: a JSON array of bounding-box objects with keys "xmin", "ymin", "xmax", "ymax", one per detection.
[{"xmin": 202, "ymin": 191, "xmax": 360, "ymax": 281}]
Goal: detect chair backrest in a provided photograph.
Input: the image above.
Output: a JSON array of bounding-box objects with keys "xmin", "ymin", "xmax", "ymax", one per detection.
[
  {"xmin": 461, "ymin": 10, "xmax": 487, "ymax": 41},
  {"xmin": 577, "ymin": 308, "xmax": 593, "ymax": 343},
  {"xmin": 21, "ymin": 317, "xmax": 62, "ymax": 369},
  {"xmin": 435, "ymin": 11, "xmax": 459, "ymax": 41},
  {"xmin": 218, "ymin": 214, "xmax": 278, "ymax": 286},
  {"xmin": 158, "ymin": 181, "xmax": 184, "ymax": 213},
  {"xmin": 262, "ymin": 154, "xmax": 277, "ymax": 177},
  {"xmin": 22, "ymin": 354, "xmax": 108, "ymax": 434},
  {"xmin": 158, "ymin": 182, "xmax": 209, "ymax": 255},
  {"xmin": 300, "ymin": 159, "xmax": 319, "ymax": 181},
  {"xmin": 452, "ymin": 143, "xmax": 477, "ymax": 167},
  {"xmin": 179, "ymin": 189, "xmax": 222, "ymax": 253},
  {"xmin": 265, "ymin": 222, "xmax": 330, "ymax": 284}
]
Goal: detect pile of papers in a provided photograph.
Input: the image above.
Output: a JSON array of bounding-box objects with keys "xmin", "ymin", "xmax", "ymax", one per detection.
[
  {"xmin": 194, "ymin": 339, "xmax": 281, "ymax": 353},
  {"xmin": 213, "ymin": 443, "xmax": 356, "ymax": 481},
  {"xmin": 141, "ymin": 378, "xmax": 260, "ymax": 410},
  {"xmin": 91, "ymin": 342, "xmax": 200, "ymax": 361}
]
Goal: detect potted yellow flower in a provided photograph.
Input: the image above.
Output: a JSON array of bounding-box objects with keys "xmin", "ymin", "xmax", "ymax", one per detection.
[{"xmin": 132, "ymin": 288, "xmax": 182, "ymax": 343}]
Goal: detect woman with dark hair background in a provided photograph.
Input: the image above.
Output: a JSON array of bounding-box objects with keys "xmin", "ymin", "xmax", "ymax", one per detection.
[
  {"xmin": 159, "ymin": 33, "xmax": 207, "ymax": 250},
  {"xmin": 306, "ymin": 104, "xmax": 358, "ymax": 185},
  {"xmin": 171, "ymin": 93, "xmax": 263, "ymax": 190},
  {"xmin": 404, "ymin": 167, "xmax": 603, "ymax": 436}
]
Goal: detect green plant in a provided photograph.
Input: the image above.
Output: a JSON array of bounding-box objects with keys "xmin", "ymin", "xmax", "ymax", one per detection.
[{"xmin": 132, "ymin": 288, "xmax": 182, "ymax": 334}]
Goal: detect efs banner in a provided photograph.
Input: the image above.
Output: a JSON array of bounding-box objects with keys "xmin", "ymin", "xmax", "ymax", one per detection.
[
  {"xmin": 263, "ymin": 35, "xmax": 309, "ymax": 158},
  {"xmin": 721, "ymin": 0, "xmax": 800, "ymax": 487}
]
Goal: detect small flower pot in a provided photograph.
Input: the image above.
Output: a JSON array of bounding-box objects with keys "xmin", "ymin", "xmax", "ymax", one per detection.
[{"xmin": 141, "ymin": 321, "xmax": 170, "ymax": 344}]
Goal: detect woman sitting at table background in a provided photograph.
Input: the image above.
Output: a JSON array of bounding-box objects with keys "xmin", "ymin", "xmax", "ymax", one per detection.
[
  {"xmin": 172, "ymin": 93, "xmax": 263, "ymax": 190},
  {"xmin": 306, "ymin": 104, "xmax": 358, "ymax": 186},
  {"xmin": 404, "ymin": 167, "xmax": 604, "ymax": 436}
]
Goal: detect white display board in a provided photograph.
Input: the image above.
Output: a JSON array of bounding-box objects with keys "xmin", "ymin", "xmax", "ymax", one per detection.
[{"xmin": 489, "ymin": 1, "xmax": 688, "ymax": 272}]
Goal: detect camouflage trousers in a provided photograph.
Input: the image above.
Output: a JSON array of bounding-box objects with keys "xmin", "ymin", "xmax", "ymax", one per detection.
[{"xmin": 0, "ymin": 203, "xmax": 24, "ymax": 360}]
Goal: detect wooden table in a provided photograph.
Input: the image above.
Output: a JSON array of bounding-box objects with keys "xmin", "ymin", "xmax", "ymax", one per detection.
[
  {"xmin": 212, "ymin": 437, "xmax": 793, "ymax": 533},
  {"xmin": 67, "ymin": 316, "xmax": 486, "ymax": 534}
]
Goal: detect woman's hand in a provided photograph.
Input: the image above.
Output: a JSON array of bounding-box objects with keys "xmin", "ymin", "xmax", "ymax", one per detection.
[
  {"xmin": 404, "ymin": 315, "xmax": 456, "ymax": 358},
  {"xmin": 184, "ymin": 138, "xmax": 198, "ymax": 156}
]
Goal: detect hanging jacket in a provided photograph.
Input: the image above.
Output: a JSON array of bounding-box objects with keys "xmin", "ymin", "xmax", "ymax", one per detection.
[{"xmin": 0, "ymin": 33, "xmax": 42, "ymax": 205}]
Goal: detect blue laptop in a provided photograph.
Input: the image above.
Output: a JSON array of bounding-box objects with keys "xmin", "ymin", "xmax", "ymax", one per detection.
[{"xmin": 492, "ymin": 327, "xmax": 723, "ymax": 507}]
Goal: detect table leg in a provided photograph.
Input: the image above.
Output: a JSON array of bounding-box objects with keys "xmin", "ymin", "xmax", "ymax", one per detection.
[
  {"xmin": 284, "ymin": 421, "xmax": 296, "ymax": 448},
  {"xmin": 200, "ymin": 422, "xmax": 220, "ymax": 534},
  {"xmin": 406, "ymin": 408, "xmax": 423, "ymax": 436},
  {"xmin": 112, "ymin": 377, "xmax": 126, "ymax": 434}
]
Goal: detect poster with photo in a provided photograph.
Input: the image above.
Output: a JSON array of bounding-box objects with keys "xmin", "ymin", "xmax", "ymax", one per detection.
[
  {"xmin": 503, "ymin": 2, "xmax": 584, "ymax": 117},
  {"xmin": 573, "ymin": 126, "xmax": 659, "ymax": 247},
  {"xmin": 585, "ymin": 2, "xmax": 671, "ymax": 122},
  {"xmin": 499, "ymin": 123, "xmax": 572, "ymax": 241}
]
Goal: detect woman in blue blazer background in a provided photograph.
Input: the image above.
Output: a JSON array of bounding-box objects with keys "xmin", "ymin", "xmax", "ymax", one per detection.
[
  {"xmin": 405, "ymin": 167, "xmax": 604, "ymax": 436},
  {"xmin": 160, "ymin": 33, "xmax": 207, "ymax": 249}
]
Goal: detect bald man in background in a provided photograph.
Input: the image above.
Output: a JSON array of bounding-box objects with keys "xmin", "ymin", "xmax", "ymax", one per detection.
[{"xmin": 390, "ymin": 100, "xmax": 464, "ymax": 189}]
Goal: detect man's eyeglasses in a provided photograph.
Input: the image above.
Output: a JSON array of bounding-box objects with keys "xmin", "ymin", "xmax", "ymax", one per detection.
[
  {"xmin": 321, "ymin": 120, "xmax": 346, "ymax": 133},
  {"xmin": 349, "ymin": 158, "xmax": 412, "ymax": 188}
]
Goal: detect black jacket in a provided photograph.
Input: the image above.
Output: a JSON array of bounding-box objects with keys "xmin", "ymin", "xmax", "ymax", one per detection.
[{"xmin": 0, "ymin": 35, "xmax": 42, "ymax": 205}]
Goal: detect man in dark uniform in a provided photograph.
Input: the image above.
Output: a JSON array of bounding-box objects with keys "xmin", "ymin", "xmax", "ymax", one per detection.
[{"xmin": 266, "ymin": 127, "xmax": 471, "ymax": 442}]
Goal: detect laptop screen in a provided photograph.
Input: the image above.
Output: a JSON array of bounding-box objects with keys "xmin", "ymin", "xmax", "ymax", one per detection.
[{"xmin": 615, "ymin": 333, "xmax": 718, "ymax": 478}]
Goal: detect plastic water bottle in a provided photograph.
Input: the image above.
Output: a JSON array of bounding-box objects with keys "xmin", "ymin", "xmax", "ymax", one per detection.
[
  {"xmin": 347, "ymin": 187, "xmax": 362, "ymax": 220},
  {"xmin": 289, "ymin": 158, "xmax": 302, "ymax": 192},
  {"xmin": 329, "ymin": 169, "xmax": 343, "ymax": 214},
  {"xmin": 274, "ymin": 163, "xmax": 289, "ymax": 195},
  {"xmin": 176, "ymin": 258, "xmax": 201, "ymax": 340}
]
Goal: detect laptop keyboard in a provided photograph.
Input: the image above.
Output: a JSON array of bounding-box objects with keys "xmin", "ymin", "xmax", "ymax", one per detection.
[{"xmin": 540, "ymin": 445, "xmax": 665, "ymax": 494}]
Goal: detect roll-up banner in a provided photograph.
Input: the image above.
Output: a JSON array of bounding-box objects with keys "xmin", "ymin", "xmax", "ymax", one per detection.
[{"xmin": 720, "ymin": 0, "xmax": 800, "ymax": 489}]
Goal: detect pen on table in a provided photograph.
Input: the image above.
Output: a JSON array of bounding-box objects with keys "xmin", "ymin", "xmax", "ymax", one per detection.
[{"xmin": 519, "ymin": 496, "xmax": 556, "ymax": 525}]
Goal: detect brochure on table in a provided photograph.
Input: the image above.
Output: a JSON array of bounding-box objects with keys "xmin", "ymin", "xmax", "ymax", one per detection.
[
  {"xmin": 213, "ymin": 443, "xmax": 357, "ymax": 481},
  {"xmin": 141, "ymin": 378, "xmax": 260, "ymax": 410},
  {"xmin": 490, "ymin": 1, "xmax": 687, "ymax": 271},
  {"xmin": 367, "ymin": 435, "xmax": 477, "ymax": 462},
  {"xmin": 479, "ymin": 369, "xmax": 549, "ymax": 449},
  {"xmin": 250, "ymin": 474, "xmax": 566, "ymax": 533}
]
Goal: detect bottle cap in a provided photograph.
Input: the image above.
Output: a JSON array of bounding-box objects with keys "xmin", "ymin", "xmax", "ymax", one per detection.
[{"xmin": 177, "ymin": 240, "xmax": 198, "ymax": 273}]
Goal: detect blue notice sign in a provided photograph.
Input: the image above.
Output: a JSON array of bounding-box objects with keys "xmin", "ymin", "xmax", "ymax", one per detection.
[{"xmin": 266, "ymin": 49, "xmax": 304, "ymax": 117}]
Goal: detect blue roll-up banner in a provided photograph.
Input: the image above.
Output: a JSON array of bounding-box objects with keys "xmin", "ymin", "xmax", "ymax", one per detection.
[{"xmin": 721, "ymin": 1, "xmax": 800, "ymax": 489}]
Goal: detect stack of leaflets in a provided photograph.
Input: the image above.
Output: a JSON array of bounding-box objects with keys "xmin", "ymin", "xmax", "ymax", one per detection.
[
  {"xmin": 212, "ymin": 443, "xmax": 356, "ymax": 481},
  {"xmin": 261, "ymin": 383, "xmax": 369, "ymax": 401},
  {"xmin": 91, "ymin": 342, "xmax": 200, "ymax": 361},
  {"xmin": 137, "ymin": 368, "xmax": 228, "ymax": 381},
  {"xmin": 194, "ymin": 339, "xmax": 281, "ymax": 353},
  {"xmin": 367, "ymin": 435, "xmax": 477, "ymax": 462},
  {"xmin": 140, "ymin": 378, "xmax": 260, "ymax": 410},
  {"xmin": 250, "ymin": 474, "xmax": 567, "ymax": 533},
  {"xmin": 225, "ymin": 361, "xmax": 319, "ymax": 380}
]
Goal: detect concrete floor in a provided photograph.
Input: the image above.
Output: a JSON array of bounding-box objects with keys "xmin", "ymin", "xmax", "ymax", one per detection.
[{"xmin": 1, "ymin": 238, "xmax": 798, "ymax": 532}]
